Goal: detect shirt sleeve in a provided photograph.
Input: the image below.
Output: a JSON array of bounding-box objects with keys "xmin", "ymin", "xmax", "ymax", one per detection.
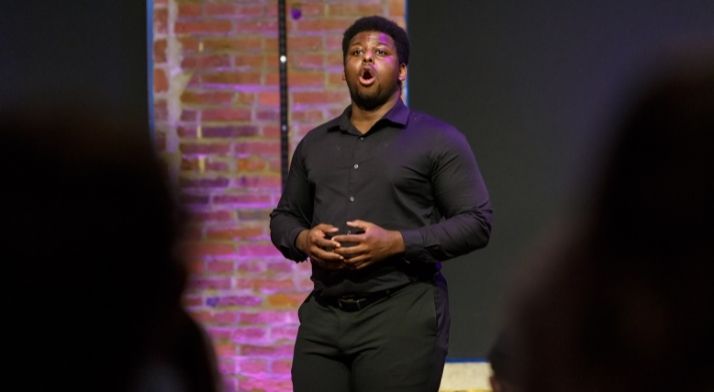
[
  {"xmin": 269, "ymin": 141, "xmax": 312, "ymax": 262},
  {"xmin": 400, "ymin": 129, "xmax": 493, "ymax": 263}
]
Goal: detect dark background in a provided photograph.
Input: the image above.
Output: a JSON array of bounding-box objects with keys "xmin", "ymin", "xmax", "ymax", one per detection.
[
  {"xmin": 0, "ymin": 2, "xmax": 151, "ymax": 136},
  {"xmin": 408, "ymin": 0, "xmax": 714, "ymax": 358}
]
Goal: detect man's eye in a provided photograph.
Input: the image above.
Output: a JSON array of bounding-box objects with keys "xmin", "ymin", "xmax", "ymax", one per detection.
[
  {"xmin": 351, "ymin": 49, "xmax": 363, "ymax": 56},
  {"xmin": 376, "ymin": 49, "xmax": 387, "ymax": 55}
]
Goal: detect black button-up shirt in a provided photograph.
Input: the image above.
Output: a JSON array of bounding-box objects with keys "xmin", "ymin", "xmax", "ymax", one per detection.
[{"xmin": 270, "ymin": 99, "xmax": 493, "ymax": 296}]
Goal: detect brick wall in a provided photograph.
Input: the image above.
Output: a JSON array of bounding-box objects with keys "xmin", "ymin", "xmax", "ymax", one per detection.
[{"xmin": 152, "ymin": 1, "xmax": 405, "ymax": 391}]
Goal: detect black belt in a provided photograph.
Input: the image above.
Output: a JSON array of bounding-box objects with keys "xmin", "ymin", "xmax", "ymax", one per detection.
[{"xmin": 317, "ymin": 284, "xmax": 408, "ymax": 311}]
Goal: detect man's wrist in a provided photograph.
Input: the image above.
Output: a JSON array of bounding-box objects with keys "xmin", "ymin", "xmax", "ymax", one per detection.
[
  {"xmin": 295, "ymin": 229, "xmax": 309, "ymax": 254},
  {"xmin": 390, "ymin": 230, "xmax": 406, "ymax": 255}
]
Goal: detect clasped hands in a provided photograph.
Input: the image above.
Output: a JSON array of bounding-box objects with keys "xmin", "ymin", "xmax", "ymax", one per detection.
[{"xmin": 296, "ymin": 220, "xmax": 405, "ymax": 270}]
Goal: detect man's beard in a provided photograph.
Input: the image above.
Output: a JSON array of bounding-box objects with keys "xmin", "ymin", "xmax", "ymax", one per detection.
[{"xmin": 348, "ymin": 81, "xmax": 400, "ymax": 111}]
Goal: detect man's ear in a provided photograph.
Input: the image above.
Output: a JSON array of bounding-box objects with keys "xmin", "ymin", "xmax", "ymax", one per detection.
[{"xmin": 399, "ymin": 63, "xmax": 407, "ymax": 82}]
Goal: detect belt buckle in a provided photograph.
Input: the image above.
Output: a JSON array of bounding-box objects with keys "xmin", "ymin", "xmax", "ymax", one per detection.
[{"xmin": 336, "ymin": 296, "xmax": 366, "ymax": 311}]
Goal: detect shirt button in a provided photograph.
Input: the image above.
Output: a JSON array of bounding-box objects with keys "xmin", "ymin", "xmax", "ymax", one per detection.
[
  {"xmin": 349, "ymin": 196, "xmax": 355, "ymax": 202},
  {"xmin": 359, "ymin": 137, "xmax": 364, "ymax": 141},
  {"xmin": 353, "ymin": 163, "xmax": 359, "ymax": 169}
]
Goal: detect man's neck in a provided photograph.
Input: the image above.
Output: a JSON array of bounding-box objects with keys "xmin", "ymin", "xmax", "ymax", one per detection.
[{"xmin": 350, "ymin": 92, "xmax": 401, "ymax": 134}]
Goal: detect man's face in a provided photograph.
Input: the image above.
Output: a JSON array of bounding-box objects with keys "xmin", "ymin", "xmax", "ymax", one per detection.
[{"xmin": 343, "ymin": 31, "xmax": 406, "ymax": 110}]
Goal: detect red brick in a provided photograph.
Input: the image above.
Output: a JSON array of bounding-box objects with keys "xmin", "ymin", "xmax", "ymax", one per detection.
[
  {"xmin": 236, "ymin": 357, "xmax": 269, "ymax": 374},
  {"xmin": 270, "ymin": 324, "xmax": 300, "ymax": 341},
  {"xmin": 181, "ymin": 90, "xmax": 234, "ymax": 105},
  {"xmin": 234, "ymin": 140, "xmax": 279, "ymax": 155},
  {"xmin": 154, "ymin": 68, "xmax": 168, "ymax": 92},
  {"xmin": 178, "ymin": 126, "xmax": 199, "ymax": 139},
  {"xmin": 267, "ymin": 293, "xmax": 304, "ymax": 308},
  {"xmin": 267, "ymin": 261, "xmax": 295, "ymax": 274},
  {"xmin": 235, "ymin": 54, "xmax": 263, "ymax": 68},
  {"xmin": 179, "ymin": 37, "xmax": 201, "ymax": 52},
  {"xmin": 240, "ymin": 344, "xmax": 292, "ymax": 356},
  {"xmin": 271, "ymin": 359, "xmax": 292, "ymax": 375},
  {"xmin": 175, "ymin": 20, "xmax": 232, "ymax": 35},
  {"xmin": 236, "ymin": 19, "xmax": 278, "ymax": 33},
  {"xmin": 154, "ymin": 8, "xmax": 168, "ymax": 35},
  {"xmin": 180, "ymin": 193, "xmax": 210, "ymax": 205},
  {"xmin": 294, "ymin": 18, "xmax": 350, "ymax": 33},
  {"xmin": 206, "ymin": 161, "xmax": 229, "ymax": 171},
  {"xmin": 239, "ymin": 311, "xmax": 294, "ymax": 325},
  {"xmin": 257, "ymin": 91, "xmax": 280, "ymax": 106},
  {"xmin": 236, "ymin": 208, "xmax": 280, "ymax": 220},
  {"xmin": 292, "ymin": 53, "xmax": 325, "ymax": 69},
  {"xmin": 238, "ymin": 243, "xmax": 280, "ymax": 258},
  {"xmin": 181, "ymin": 109, "xmax": 198, "ymax": 121},
  {"xmin": 232, "ymin": 327, "xmax": 268, "ymax": 344},
  {"xmin": 207, "ymin": 227, "xmax": 263, "ymax": 241},
  {"xmin": 288, "ymin": 36, "xmax": 322, "ymax": 51},
  {"xmin": 178, "ymin": 3, "xmax": 202, "ymax": 18},
  {"xmin": 213, "ymin": 194, "xmax": 271, "ymax": 205},
  {"xmin": 292, "ymin": 109, "xmax": 325, "ymax": 124},
  {"xmin": 264, "ymin": 37, "xmax": 278, "ymax": 52},
  {"xmin": 256, "ymin": 109, "xmax": 279, "ymax": 121},
  {"xmin": 288, "ymin": 71, "xmax": 324, "ymax": 87},
  {"xmin": 263, "ymin": 125, "xmax": 280, "ymax": 138},
  {"xmin": 292, "ymin": 91, "xmax": 348, "ymax": 105},
  {"xmin": 202, "ymin": 37, "xmax": 262, "ymax": 52},
  {"xmin": 235, "ymin": 4, "xmax": 266, "ymax": 18},
  {"xmin": 203, "ymin": 125, "xmax": 259, "ymax": 138},
  {"xmin": 205, "ymin": 260, "xmax": 236, "ymax": 274},
  {"xmin": 240, "ymin": 379, "xmax": 293, "ymax": 392},
  {"xmin": 153, "ymin": 39, "xmax": 167, "ymax": 63},
  {"xmin": 202, "ymin": 108, "xmax": 252, "ymax": 122},
  {"xmin": 181, "ymin": 54, "xmax": 231, "ymax": 68},
  {"xmin": 201, "ymin": 72, "xmax": 261, "ymax": 85},
  {"xmin": 389, "ymin": 0, "xmax": 407, "ymax": 18},
  {"xmin": 327, "ymin": 3, "xmax": 383, "ymax": 16},
  {"xmin": 327, "ymin": 71, "xmax": 345, "ymax": 87},
  {"xmin": 237, "ymin": 259, "xmax": 269, "ymax": 273},
  {"xmin": 325, "ymin": 35, "xmax": 343, "ymax": 51},
  {"xmin": 254, "ymin": 279, "xmax": 296, "ymax": 293},
  {"xmin": 236, "ymin": 156, "xmax": 269, "ymax": 172},
  {"xmin": 191, "ymin": 210, "xmax": 234, "ymax": 222},
  {"xmin": 179, "ymin": 142, "xmax": 231, "ymax": 155},
  {"xmin": 187, "ymin": 278, "xmax": 233, "ymax": 292},
  {"xmin": 204, "ymin": 3, "xmax": 235, "ymax": 16},
  {"xmin": 327, "ymin": 52, "xmax": 344, "ymax": 67},
  {"xmin": 290, "ymin": 3, "xmax": 324, "ymax": 18},
  {"xmin": 179, "ymin": 176, "xmax": 231, "ymax": 189},
  {"xmin": 193, "ymin": 309, "xmax": 240, "ymax": 325}
]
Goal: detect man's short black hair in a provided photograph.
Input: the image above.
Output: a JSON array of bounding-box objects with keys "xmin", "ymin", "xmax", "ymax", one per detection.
[{"xmin": 342, "ymin": 15, "xmax": 410, "ymax": 66}]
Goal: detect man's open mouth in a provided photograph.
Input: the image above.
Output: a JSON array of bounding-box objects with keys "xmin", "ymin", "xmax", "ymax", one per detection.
[{"xmin": 359, "ymin": 68, "xmax": 375, "ymax": 86}]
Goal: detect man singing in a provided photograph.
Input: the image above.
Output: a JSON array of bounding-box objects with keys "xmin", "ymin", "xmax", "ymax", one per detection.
[{"xmin": 270, "ymin": 15, "xmax": 493, "ymax": 392}]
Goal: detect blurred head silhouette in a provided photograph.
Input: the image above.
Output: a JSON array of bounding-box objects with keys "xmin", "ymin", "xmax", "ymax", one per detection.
[
  {"xmin": 511, "ymin": 48, "xmax": 714, "ymax": 391},
  {"xmin": 3, "ymin": 107, "xmax": 218, "ymax": 391}
]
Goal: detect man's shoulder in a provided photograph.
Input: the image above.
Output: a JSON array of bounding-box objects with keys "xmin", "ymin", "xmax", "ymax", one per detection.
[{"xmin": 407, "ymin": 108, "xmax": 463, "ymax": 137}]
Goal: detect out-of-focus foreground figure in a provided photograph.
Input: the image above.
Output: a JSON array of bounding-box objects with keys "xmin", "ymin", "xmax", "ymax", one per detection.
[
  {"xmin": 2, "ymin": 109, "xmax": 220, "ymax": 391},
  {"xmin": 509, "ymin": 50, "xmax": 714, "ymax": 391}
]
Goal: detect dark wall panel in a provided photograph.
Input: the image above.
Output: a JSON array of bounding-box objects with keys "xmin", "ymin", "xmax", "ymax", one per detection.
[
  {"xmin": 1, "ymin": 1, "xmax": 150, "ymax": 138},
  {"xmin": 408, "ymin": 0, "xmax": 714, "ymax": 357}
]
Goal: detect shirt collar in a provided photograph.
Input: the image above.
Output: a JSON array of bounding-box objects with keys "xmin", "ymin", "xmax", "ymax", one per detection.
[{"xmin": 330, "ymin": 99, "xmax": 410, "ymax": 133}]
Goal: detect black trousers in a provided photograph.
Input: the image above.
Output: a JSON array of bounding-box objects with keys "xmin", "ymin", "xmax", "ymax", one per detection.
[{"xmin": 292, "ymin": 276, "xmax": 450, "ymax": 392}]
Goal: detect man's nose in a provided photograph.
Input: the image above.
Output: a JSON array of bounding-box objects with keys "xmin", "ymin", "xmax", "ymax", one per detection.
[{"xmin": 362, "ymin": 50, "xmax": 373, "ymax": 63}]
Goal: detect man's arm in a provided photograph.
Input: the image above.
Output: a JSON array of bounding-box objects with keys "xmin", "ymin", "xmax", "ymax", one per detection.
[
  {"xmin": 269, "ymin": 141, "xmax": 347, "ymax": 266},
  {"xmin": 269, "ymin": 142, "xmax": 313, "ymax": 262},
  {"xmin": 400, "ymin": 129, "xmax": 493, "ymax": 262}
]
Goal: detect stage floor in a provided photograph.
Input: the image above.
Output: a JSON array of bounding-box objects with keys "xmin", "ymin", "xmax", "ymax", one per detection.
[{"xmin": 439, "ymin": 361, "xmax": 493, "ymax": 392}]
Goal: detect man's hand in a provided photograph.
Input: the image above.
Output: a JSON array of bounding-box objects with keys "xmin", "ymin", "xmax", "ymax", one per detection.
[
  {"xmin": 332, "ymin": 220, "xmax": 405, "ymax": 270},
  {"xmin": 296, "ymin": 224, "xmax": 345, "ymax": 270}
]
